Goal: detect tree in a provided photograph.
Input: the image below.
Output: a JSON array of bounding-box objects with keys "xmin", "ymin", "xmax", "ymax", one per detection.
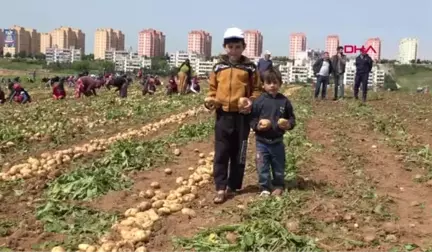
[
  {"xmin": 72, "ymin": 61, "xmax": 91, "ymax": 72},
  {"xmin": 98, "ymin": 61, "xmax": 115, "ymax": 73},
  {"xmin": 82, "ymin": 54, "xmax": 94, "ymax": 61},
  {"xmin": 18, "ymin": 51, "xmax": 27, "ymax": 58},
  {"xmin": 5, "ymin": 52, "xmax": 11, "ymax": 58},
  {"xmin": 34, "ymin": 53, "xmax": 46, "ymax": 60}
]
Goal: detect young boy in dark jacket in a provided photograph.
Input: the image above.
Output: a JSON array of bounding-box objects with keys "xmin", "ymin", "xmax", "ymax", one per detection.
[
  {"xmin": 204, "ymin": 27, "xmax": 262, "ymax": 204},
  {"xmin": 250, "ymin": 68, "xmax": 296, "ymax": 196}
]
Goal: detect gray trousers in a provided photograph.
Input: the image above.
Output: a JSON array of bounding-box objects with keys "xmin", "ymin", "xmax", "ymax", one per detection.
[{"xmin": 334, "ymin": 74, "xmax": 344, "ymax": 99}]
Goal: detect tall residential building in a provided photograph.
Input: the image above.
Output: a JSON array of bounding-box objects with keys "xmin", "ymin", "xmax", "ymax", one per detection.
[
  {"xmin": 2, "ymin": 25, "xmax": 40, "ymax": 56},
  {"xmin": 50, "ymin": 26, "xmax": 85, "ymax": 53},
  {"xmin": 0, "ymin": 29, "xmax": 4, "ymax": 50},
  {"xmin": 365, "ymin": 38, "xmax": 381, "ymax": 61},
  {"xmin": 72, "ymin": 28, "xmax": 85, "ymax": 54},
  {"xmin": 243, "ymin": 30, "xmax": 263, "ymax": 59},
  {"xmin": 187, "ymin": 30, "xmax": 212, "ymax": 59},
  {"xmin": 40, "ymin": 33, "xmax": 52, "ymax": 54},
  {"xmin": 325, "ymin": 35, "xmax": 340, "ymax": 56},
  {"xmin": 138, "ymin": 29, "xmax": 165, "ymax": 57},
  {"xmin": 289, "ymin": 33, "xmax": 307, "ymax": 59},
  {"xmin": 94, "ymin": 28, "xmax": 125, "ymax": 59},
  {"xmin": 398, "ymin": 38, "xmax": 418, "ymax": 64},
  {"xmin": 25, "ymin": 28, "xmax": 40, "ymax": 55}
]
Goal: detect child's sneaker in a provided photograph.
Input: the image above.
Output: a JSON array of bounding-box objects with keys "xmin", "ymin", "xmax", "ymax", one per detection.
[{"xmin": 260, "ymin": 190, "xmax": 271, "ymax": 197}]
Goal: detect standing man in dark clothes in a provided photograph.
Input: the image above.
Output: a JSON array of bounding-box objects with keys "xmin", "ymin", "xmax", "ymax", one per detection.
[
  {"xmin": 313, "ymin": 52, "xmax": 333, "ymax": 99},
  {"xmin": 257, "ymin": 50, "xmax": 273, "ymax": 80},
  {"xmin": 354, "ymin": 50, "xmax": 373, "ymax": 102},
  {"xmin": 331, "ymin": 46, "xmax": 347, "ymax": 100}
]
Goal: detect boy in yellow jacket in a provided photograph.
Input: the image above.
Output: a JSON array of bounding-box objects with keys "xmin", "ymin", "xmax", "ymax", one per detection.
[{"xmin": 204, "ymin": 27, "xmax": 262, "ymax": 204}]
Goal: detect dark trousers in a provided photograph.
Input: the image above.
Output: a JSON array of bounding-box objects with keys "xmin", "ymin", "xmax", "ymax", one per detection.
[
  {"xmin": 119, "ymin": 83, "xmax": 128, "ymax": 98},
  {"xmin": 354, "ymin": 73, "xmax": 369, "ymax": 101},
  {"xmin": 213, "ymin": 110, "xmax": 251, "ymax": 191},
  {"xmin": 314, "ymin": 75, "xmax": 329, "ymax": 98},
  {"xmin": 256, "ymin": 141, "xmax": 285, "ymax": 191}
]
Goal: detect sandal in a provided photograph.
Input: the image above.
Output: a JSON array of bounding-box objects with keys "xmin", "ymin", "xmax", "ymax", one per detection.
[
  {"xmin": 213, "ymin": 190, "xmax": 226, "ymax": 204},
  {"xmin": 226, "ymin": 187, "xmax": 238, "ymax": 196},
  {"xmin": 260, "ymin": 190, "xmax": 271, "ymax": 197},
  {"xmin": 272, "ymin": 188, "xmax": 283, "ymax": 196}
]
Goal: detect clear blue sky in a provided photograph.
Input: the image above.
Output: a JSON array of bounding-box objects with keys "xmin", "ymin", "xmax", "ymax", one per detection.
[{"xmin": 2, "ymin": 0, "xmax": 431, "ymax": 59}]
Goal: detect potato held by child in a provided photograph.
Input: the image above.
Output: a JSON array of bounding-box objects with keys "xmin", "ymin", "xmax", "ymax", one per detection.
[
  {"xmin": 204, "ymin": 97, "xmax": 220, "ymax": 110},
  {"xmin": 277, "ymin": 118, "xmax": 290, "ymax": 130},
  {"xmin": 257, "ymin": 119, "xmax": 271, "ymax": 131},
  {"xmin": 238, "ymin": 97, "xmax": 251, "ymax": 113}
]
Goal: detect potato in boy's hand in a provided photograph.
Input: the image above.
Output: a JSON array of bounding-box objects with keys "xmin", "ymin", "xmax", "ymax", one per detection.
[
  {"xmin": 278, "ymin": 118, "xmax": 290, "ymax": 130},
  {"xmin": 238, "ymin": 97, "xmax": 251, "ymax": 114},
  {"xmin": 204, "ymin": 97, "xmax": 217, "ymax": 110},
  {"xmin": 257, "ymin": 119, "xmax": 271, "ymax": 131}
]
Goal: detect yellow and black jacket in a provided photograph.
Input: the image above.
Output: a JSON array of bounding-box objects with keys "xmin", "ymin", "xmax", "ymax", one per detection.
[{"xmin": 207, "ymin": 55, "xmax": 262, "ymax": 112}]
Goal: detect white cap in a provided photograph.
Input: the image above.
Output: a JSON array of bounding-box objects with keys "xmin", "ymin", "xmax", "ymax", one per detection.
[
  {"xmin": 223, "ymin": 27, "xmax": 244, "ymax": 39},
  {"xmin": 264, "ymin": 50, "xmax": 271, "ymax": 55}
]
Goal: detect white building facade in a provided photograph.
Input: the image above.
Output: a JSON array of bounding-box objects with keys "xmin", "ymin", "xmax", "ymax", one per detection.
[
  {"xmin": 45, "ymin": 46, "xmax": 82, "ymax": 64},
  {"xmin": 398, "ymin": 38, "xmax": 418, "ymax": 64},
  {"xmin": 169, "ymin": 51, "xmax": 217, "ymax": 77},
  {"xmin": 105, "ymin": 50, "xmax": 151, "ymax": 72}
]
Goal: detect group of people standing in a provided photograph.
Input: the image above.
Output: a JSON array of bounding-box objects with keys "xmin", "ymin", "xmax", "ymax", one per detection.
[{"xmin": 313, "ymin": 46, "xmax": 373, "ymax": 102}]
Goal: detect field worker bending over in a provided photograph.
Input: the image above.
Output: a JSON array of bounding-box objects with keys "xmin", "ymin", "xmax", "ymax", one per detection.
[
  {"xmin": 204, "ymin": 27, "xmax": 262, "ymax": 204},
  {"xmin": 106, "ymin": 75, "xmax": 131, "ymax": 98},
  {"xmin": 52, "ymin": 77, "xmax": 67, "ymax": 100},
  {"xmin": 0, "ymin": 86, "xmax": 5, "ymax": 104},
  {"xmin": 190, "ymin": 74, "xmax": 201, "ymax": 94},
  {"xmin": 9, "ymin": 83, "xmax": 31, "ymax": 104},
  {"xmin": 142, "ymin": 75, "xmax": 156, "ymax": 96},
  {"xmin": 166, "ymin": 74, "xmax": 178, "ymax": 95},
  {"xmin": 75, "ymin": 76, "xmax": 99, "ymax": 98}
]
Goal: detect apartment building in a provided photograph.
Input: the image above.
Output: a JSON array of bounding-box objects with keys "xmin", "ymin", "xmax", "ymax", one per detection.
[
  {"xmin": 326, "ymin": 35, "xmax": 340, "ymax": 56},
  {"xmin": 187, "ymin": 30, "xmax": 212, "ymax": 59},
  {"xmin": 2, "ymin": 25, "xmax": 40, "ymax": 56},
  {"xmin": 40, "ymin": 33, "xmax": 52, "ymax": 54},
  {"xmin": 94, "ymin": 28, "xmax": 125, "ymax": 59},
  {"xmin": 50, "ymin": 26, "xmax": 85, "ymax": 54},
  {"xmin": 289, "ymin": 33, "xmax": 307, "ymax": 59},
  {"xmin": 0, "ymin": 29, "xmax": 4, "ymax": 50},
  {"xmin": 138, "ymin": 29, "xmax": 165, "ymax": 57},
  {"xmin": 105, "ymin": 50, "xmax": 151, "ymax": 72},
  {"xmin": 398, "ymin": 38, "xmax": 418, "ymax": 64},
  {"xmin": 365, "ymin": 38, "xmax": 381, "ymax": 61},
  {"xmin": 243, "ymin": 30, "xmax": 263, "ymax": 58},
  {"xmin": 169, "ymin": 51, "xmax": 215, "ymax": 77},
  {"xmin": 45, "ymin": 46, "xmax": 82, "ymax": 64}
]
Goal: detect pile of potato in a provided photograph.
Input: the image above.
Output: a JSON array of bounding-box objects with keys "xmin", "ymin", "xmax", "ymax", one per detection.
[
  {"xmin": 51, "ymin": 151, "xmax": 214, "ymax": 252},
  {"xmin": 1, "ymin": 106, "xmax": 206, "ymax": 181}
]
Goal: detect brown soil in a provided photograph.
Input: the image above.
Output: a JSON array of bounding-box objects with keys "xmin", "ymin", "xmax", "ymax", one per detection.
[
  {"xmin": 3, "ymin": 87, "xmax": 432, "ymax": 251},
  {"xmin": 0, "ymin": 113, "xmax": 212, "ymax": 250}
]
